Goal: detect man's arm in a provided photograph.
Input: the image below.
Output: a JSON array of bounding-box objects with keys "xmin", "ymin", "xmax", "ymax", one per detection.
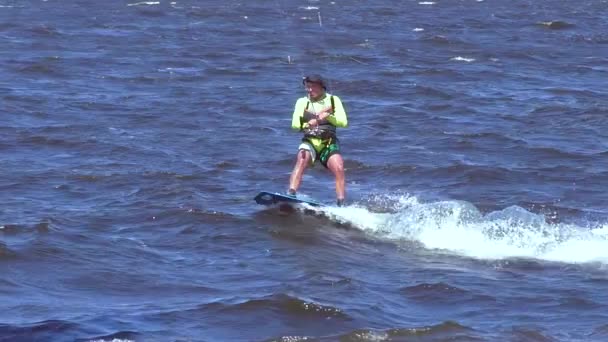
[
  {"xmin": 326, "ymin": 95, "xmax": 347, "ymax": 127},
  {"xmin": 291, "ymin": 98, "xmax": 307, "ymax": 130}
]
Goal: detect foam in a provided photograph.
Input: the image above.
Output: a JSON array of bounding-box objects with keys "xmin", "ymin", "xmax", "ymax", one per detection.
[
  {"xmin": 127, "ymin": 1, "xmax": 160, "ymax": 6},
  {"xmin": 450, "ymin": 56, "xmax": 476, "ymax": 62},
  {"xmin": 314, "ymin": 195, "xmax": 608, "ymax": 264}
]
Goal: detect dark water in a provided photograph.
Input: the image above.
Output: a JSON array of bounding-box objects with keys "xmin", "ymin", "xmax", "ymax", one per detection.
[{"xmin": 1, "ymin": 0, "xmax": 608, "ymax": 341}]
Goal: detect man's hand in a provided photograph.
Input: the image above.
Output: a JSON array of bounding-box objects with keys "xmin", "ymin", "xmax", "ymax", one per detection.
[
  {"xmin": 305, "ymin": 106, "xmax": 332, "ymax": 122},
  {"xmin": 317, "ymin": 111, "xmax": 331, "ymax": 121},
  {"xmin": 307, "ymin": 118, "xmax": 319, "ymax": 127}
]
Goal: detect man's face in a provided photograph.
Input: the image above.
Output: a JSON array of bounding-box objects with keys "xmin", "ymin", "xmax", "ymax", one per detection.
[{"xmin": 305, "ymin": 81, "xmax": 324, "ymax": 98}]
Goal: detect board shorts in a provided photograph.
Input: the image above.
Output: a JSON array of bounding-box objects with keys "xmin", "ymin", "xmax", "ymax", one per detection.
[{"xmin": 298, "ymin": 137, "xmax": 340, "ymax": 168}]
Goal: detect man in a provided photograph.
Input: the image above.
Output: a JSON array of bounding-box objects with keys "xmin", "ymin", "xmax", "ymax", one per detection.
[{"xmin": 287, "ymin": 74, "xmax": 348, "ymax": 206}]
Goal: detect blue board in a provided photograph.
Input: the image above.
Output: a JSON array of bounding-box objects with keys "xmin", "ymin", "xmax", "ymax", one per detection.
[{"xmin": 254, "ymin": 191, "xmax": 322, "ymax": 207}]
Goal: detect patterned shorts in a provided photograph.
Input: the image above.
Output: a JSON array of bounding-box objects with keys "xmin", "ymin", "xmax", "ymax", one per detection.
[{"xmin": 298, "ymin": 138, "xmax": 340, "ymax": 168}]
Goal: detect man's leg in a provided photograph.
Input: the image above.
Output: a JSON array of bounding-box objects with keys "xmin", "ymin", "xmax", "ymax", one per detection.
[
  {"xmin": 288, "ymin": 149, "xmax": 312, "ymax": 194},
  {"xmin": 326, "ymin": 153, "xmax": 345, "ymax": 205}
]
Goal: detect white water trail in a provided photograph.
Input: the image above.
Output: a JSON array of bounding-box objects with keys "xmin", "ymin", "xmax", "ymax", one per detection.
[{"xmin": 310, "ymin": 194, "xmax": 608, "ymax": 264}]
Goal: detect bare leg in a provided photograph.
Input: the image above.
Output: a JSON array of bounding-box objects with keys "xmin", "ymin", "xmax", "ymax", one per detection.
[
  {"xmin": 326, "ymin": 153, "xmax": 345, "ymax": 202},
  {"xmin": 288, "ymin": 149, "xmax": 312, "ymax": 193}
]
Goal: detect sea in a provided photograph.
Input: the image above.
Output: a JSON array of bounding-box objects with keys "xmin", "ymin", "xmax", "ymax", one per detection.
[{"xmin": 1, "ymin": 0, "xmax": 607, "ymax": 341}]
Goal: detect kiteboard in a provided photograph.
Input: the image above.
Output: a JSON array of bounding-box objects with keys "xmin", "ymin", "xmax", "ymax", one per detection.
[{"xmin": 254, "ymin": 191, "xmax": 322, "ymax": 207}]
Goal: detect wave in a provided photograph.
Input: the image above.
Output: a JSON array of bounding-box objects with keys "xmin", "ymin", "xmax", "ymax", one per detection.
[
  {"xmin": 266, "ymin": 321, "xmax": 479, "ymax": 341},
  {"xmin": 19, "ymin": 135, "xmax": 92, "ymax": 149},
  {"xmin": 413, "ymin": 85, "xmax": 453, "ymax": 99},
  {"xmin": 591, "ymin": 324, "xmax": 608, "ymax": 339},
  {"xmin": 76, "ymin": 330, "xmax": 139, "ymax": 342},
  {"xmin": 399, "ymin": 282, "xmax": 495, "ymax": 305},
  {"xmin": 414, "ymin": 67, "xmax": 464, "ymax": 78},
  {"xmin": 240, "ymin": 293, "xmax": 347, "ymax": 319},
  {"xmin": 510, "ymin": 327, "xmax": 559, "ymax": 342},
  {"xmin": 526, "ymin": 145, "xmax": 604, "ymax": 159},
  {"xmin": 0, "ymin": 241, "xmax": 17, "ymax": 260},
  {"xmin": 127, "ymin": 1, "xmax": 160, "ymax": 7},
  {"xmin": 145, "ymin": 293, "xmax": 352, "ymax": 329},
  {"xmin": 0, "ymin": 320, "xmax": 138, "ymax": 342},
  {"xmin": 17, "ymin": 61, "xmax": 63, "ymax": 77},
  {"xmin": 310, "ymin": 194, "xmax": 608, "ymax": 264},
  {"xmin": 441, "ymin": 131, "xmax": 526, "ymax": 146},
  {"xmin": 450, "ymin": 56, "xmax": 476, "ymax": 63},
  {"xmin": 537, "ymin": 20, "xmax": 575, "ymax": 30},
  {"xmin": 1, "ymin": 221, "xmax": 51, "ymax": 234},
  {"xmin": 27, "ymin": 24, "xmax": 62, "ymax": 36},
  {"xmin": 129, "ymin": 3, "xmax": 166, "ymax": 18},
  {"xmin": 0, "ymin": 320, "xmax": 80, "ymax": 341}
]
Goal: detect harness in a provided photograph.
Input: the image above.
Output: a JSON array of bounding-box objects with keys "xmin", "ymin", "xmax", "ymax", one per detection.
[{"xmin": 299, "ymin": 95, "xmax": 337, "ymax": 141}]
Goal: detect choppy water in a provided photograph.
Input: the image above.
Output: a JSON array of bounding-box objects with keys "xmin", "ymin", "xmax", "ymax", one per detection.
[{"xmin": 1, "ymin": 0, "xmax": 608, "ymax": 341}]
